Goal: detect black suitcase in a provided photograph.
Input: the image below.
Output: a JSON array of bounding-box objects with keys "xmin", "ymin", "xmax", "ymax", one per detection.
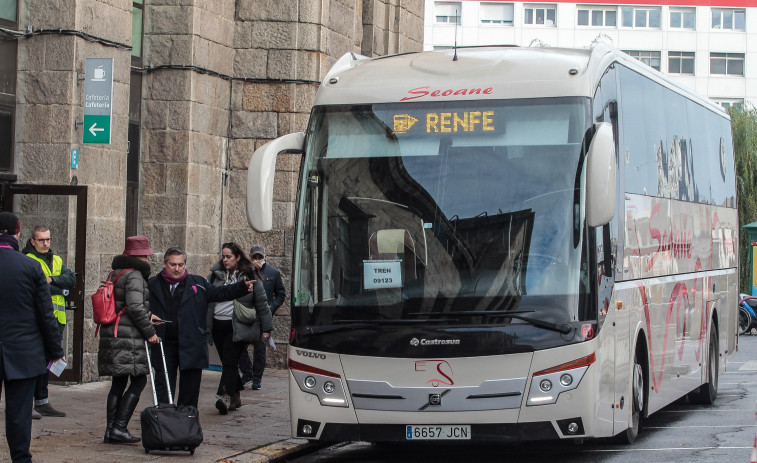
[{"xmin": 140, "ymin": 340, "xmax": 203, "ymax": 454}]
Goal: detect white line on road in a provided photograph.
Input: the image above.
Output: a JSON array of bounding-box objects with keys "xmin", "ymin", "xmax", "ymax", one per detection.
[
  {"xmin": 645, "ymin": 425, "xmax": 757, "ymax": 429},
  {"xmin": 585, "ymin": 446, "xmax": 751, "ymax": 453},
  {"xmin": 655, "ymin": 408, "xmax": 744, "ymax": 413}
]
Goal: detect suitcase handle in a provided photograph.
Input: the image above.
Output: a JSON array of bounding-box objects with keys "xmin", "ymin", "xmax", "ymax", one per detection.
[{"xmin": 145, "ymin": 339, "xmax": 174, "ymax": 407}]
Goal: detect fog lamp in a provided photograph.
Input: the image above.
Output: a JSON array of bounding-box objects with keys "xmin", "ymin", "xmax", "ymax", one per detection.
[{"xmin": 539, "ymin": 379, "xmax": 553, "ymax": 392}]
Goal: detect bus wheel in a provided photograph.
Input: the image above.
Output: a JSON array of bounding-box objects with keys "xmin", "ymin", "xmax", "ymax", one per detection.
[
  {"xmin": 688, "ymin": 327, "xmax": 719, "ymax": 404},
  {"xmin": 616, "ymin": 351, "xmax": 644, "ymax": 444}
]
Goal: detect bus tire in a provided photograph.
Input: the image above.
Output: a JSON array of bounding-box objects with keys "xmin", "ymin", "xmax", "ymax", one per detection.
[
  {"xmin": 688, "ymin": 327, "xmax": 719, "ymax": 405},
  {"xmin": 615, "ymin": 349, "xmax": 644, "ymax": 444}
]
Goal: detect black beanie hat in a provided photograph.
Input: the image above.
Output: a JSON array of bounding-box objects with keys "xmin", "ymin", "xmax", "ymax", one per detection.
[{"xmin": 0, "ymin": 212, "xmax": 20, "ymax": 236}]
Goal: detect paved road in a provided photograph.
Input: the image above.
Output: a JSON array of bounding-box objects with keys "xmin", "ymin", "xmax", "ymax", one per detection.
[
  {"xmin": 285, "ymin": 334, "xmax": 757, "ymax": 463},
  {"xmin": 0, "ymin": 368, "xmax": 299, "ymax": 462}
]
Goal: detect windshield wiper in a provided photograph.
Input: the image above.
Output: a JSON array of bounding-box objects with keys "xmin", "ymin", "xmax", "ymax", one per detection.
[
  {"xmin": 407, "ymin": 310, "xmax": 572, "ymax": 335},
  {"xmin": 334, "ymin": 319, "xmax": 455, "ymax": 325},
  {"xmin": 303, "ymin": 319, "xmax": 458, "ymax": 335}
]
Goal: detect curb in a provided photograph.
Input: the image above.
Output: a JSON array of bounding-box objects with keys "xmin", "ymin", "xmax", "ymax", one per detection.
[{"xmin": 217, "ymin": 439, "xmax": 324, "ymax": 463}]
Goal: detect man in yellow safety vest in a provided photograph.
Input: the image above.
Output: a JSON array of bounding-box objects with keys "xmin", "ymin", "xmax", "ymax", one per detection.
[{"xmin": 23, "ymin": 225, "xmax": 74, "ymax": 418}]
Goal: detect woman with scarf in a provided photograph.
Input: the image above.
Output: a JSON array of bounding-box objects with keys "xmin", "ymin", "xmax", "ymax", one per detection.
[
  {"xmin": 98, "ymin": 235, "xmax": 160, "ymax": 445},
  {"xmin": 207, "ymin": 242, "xmax": 271, "ymax": 414}
]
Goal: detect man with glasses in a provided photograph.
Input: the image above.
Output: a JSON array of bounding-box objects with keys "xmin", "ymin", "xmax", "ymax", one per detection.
[{"xmin": 23, "ymin": 225, "xmax": 74, "ymax": 418}]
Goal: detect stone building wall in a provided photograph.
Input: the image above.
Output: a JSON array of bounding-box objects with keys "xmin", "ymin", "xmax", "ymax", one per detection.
[
  {"xmin": 141, "ymin": 1, "xmax": 235, "ymax": 275},
  {"xmin": 14, "ymin": 0, "xmax": 134, "ymax": 380},
  {"xmin": 8, "ymin": 0, "xmax": 424, "ymax": 380}
]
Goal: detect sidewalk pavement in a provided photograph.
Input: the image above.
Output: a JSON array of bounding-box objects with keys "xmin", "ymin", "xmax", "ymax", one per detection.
[{"xmin": 0, "ymin": 368, "xmax": 317, "ymax": 462}]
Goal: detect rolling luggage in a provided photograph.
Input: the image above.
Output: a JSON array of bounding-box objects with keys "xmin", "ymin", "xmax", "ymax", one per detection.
[{"xmin": 140, "ymin": 340, "xmax": 203, "ymax": 455}]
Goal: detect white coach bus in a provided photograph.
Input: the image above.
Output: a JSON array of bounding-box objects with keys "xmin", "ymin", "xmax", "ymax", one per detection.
[{"xmin": 246, "ymin": 43, "xmax": 738, "ymax": 444}]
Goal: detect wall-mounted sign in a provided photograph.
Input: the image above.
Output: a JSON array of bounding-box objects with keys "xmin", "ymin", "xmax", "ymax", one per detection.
[{"xmin": 83, "ymin": 58, "xmax": 113, "ymax": 144}]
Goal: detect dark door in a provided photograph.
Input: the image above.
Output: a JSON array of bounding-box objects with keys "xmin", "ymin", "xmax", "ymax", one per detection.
[{"xmin": 1, "ymin": 184, "xmax": 87, "ymax": 382}]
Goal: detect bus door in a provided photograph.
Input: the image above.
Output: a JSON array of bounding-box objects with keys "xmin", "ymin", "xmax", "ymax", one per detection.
[
  {"xmin": 593, "ymin": 68, "xmax": 628, "ymax": 435},
  {"xmin": 1, "ymin": 183, "xmax": 88, "ymax": 383}
]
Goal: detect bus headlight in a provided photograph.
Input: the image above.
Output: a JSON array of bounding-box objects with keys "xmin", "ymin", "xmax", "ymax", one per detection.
[
  {"xmin": 289, "ymin": 359, "xmax": 349, "ymax": 408},
  {"xmin": 527, "ymin": 353, "xmax": 595, "ymax": 406}
]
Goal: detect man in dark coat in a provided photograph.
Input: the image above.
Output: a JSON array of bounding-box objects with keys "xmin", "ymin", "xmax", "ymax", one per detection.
[
  {"xmin": 240, "ymin": 244, "xmax": 286, "ymax": 390},
  {"xmin": 148, "ymin": 246, "xmax": 253, "ymax": 408},
  {"xmin": 0, "ymin": 212, "xmax": 65, "ymax": 463}
]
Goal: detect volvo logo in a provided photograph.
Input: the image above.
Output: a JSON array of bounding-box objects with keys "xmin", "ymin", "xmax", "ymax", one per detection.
[
  {"xmin": 410, "ymin": 338, "xmax": 420, "ymax": 346},
  {"xmin": 296, "ymin": 349, "xmax": 326, "ymax": 359},
  {"xmin": 419, "ymin": 389, "xmax": 451, "ymax": 410}
]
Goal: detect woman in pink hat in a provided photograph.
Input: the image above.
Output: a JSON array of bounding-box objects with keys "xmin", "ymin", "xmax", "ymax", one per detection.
[{"xmin": 98, "ymin": 235, "xmax": 160, "ymax": 445}]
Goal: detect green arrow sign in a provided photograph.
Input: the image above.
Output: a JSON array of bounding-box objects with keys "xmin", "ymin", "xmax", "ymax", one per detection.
[
  {"xmin": 83, "ymin": 58, "xmax": 113, "ymax": 144},
  {"xmin": 82, "ymin": 115, "xmax": 111, "ymax": 144}
]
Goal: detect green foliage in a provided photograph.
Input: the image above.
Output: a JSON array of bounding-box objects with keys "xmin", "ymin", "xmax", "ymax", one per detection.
[{"xmin": 731, "ymin": 106, "xmax": 757, "ymax": 292}]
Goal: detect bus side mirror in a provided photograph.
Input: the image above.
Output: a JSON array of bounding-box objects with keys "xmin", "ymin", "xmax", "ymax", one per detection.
[
  {"xmin": 247, "ymin": 132, "xmax": 305, "ymax": 232},
  {"xmin": 586, "ymin": 123, "xmax": 616, "ymax": 227}
]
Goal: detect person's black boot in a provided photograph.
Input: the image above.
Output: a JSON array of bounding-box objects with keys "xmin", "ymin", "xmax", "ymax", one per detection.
[
  {"xmin": 229, "ymin": 391, "xmax": 241, "ymax": 411},
  {"xmin": 108, "ymin": 393, "xmax": 141, "ymax": 444},
  {"xmin": 103, "ymin": 395, "xmax": 120, "ymax": 443}
]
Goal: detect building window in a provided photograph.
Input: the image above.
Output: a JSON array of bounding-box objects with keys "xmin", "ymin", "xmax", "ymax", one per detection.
[
  {"xmin": 668, "ymin": 52, "xmax": 695, "ymax": 75},
  {"xmin": 0, "ymin": 107, "xmax": 11, "ymax": 172},
  {"xmin": 0, "ymin": 0, "xmax": 17, "ymax": 172},
  {"xmin": 712, "ymin": 9, "xmax": 745, "ymax": 31},
  {"xmin": 0, "ymin": 40, "xmax": 18, "ymax": 172},
  {"xmin": 710, "ymin": 53, "xmax": 744, "ymax": 75},
  {"xmin": 669, "ymin": 8, "xmax": 695, "ymax": 30},
  {"xmin": 623, "ymin": 50, "xmax": 661, "ymax": 71},
  {"xmin": 712, "ymin": 98, "xmax": 744, "ymax": 110},
  {"xmin": 480, "ymin": 2, "xmax": 514, "ymax": 25},
  {"xmin": 435, "ymin": 2, "xmax": 461, "ymax": 24},
  {"xmin": 524, "ymin": 4, "xmax": 556, "ymax": 26},
  {"xmin": 621, "ymin": 7, "xmax": 661, "ymax": 29},
  {"xmin": 0, "ymin": 1, "xmax": 16, "ymax": 25},
  {"xmin": 577, "ymin": 6, "xmax": 617, "ymax": 27},
  {"xmin": 132, "ymin": 0, "xmax": 143, "ymax": 60}
]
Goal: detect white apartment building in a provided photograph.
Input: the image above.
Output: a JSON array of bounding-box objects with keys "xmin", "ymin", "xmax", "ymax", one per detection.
[{"xmin": 424, "ymin": 0, "xmax": 757, "ymax": 109}]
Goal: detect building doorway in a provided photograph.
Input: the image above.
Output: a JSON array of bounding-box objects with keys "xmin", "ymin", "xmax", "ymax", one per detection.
[{"xmin": 1, "ymin": 183, "xmax": 87, "ymax": 382}]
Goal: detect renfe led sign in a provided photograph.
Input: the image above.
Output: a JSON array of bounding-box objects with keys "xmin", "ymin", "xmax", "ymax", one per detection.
[
  {"xmin": 393, "ymin": 111, "xmax": 496, "ymax": 134},
  {"xmin": 83, "ymin": 58, "xmax": 113, "ymax": 144}
]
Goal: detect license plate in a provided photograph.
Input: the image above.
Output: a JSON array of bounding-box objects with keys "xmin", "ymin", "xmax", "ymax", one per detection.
[{"xmin": 406, "ymin": 425, "xmax": 471, "ymax": 440}]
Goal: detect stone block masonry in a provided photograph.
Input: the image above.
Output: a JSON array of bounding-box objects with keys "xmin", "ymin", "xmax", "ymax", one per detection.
[{"xmin": 9, "ymin": 0, "xmax": 424, "ymax": 378}]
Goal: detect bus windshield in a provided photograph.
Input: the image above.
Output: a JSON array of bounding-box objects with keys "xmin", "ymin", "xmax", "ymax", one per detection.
[{"xmin": 294, "ymin": 97, "xmax": 593, "ymax": 333}]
